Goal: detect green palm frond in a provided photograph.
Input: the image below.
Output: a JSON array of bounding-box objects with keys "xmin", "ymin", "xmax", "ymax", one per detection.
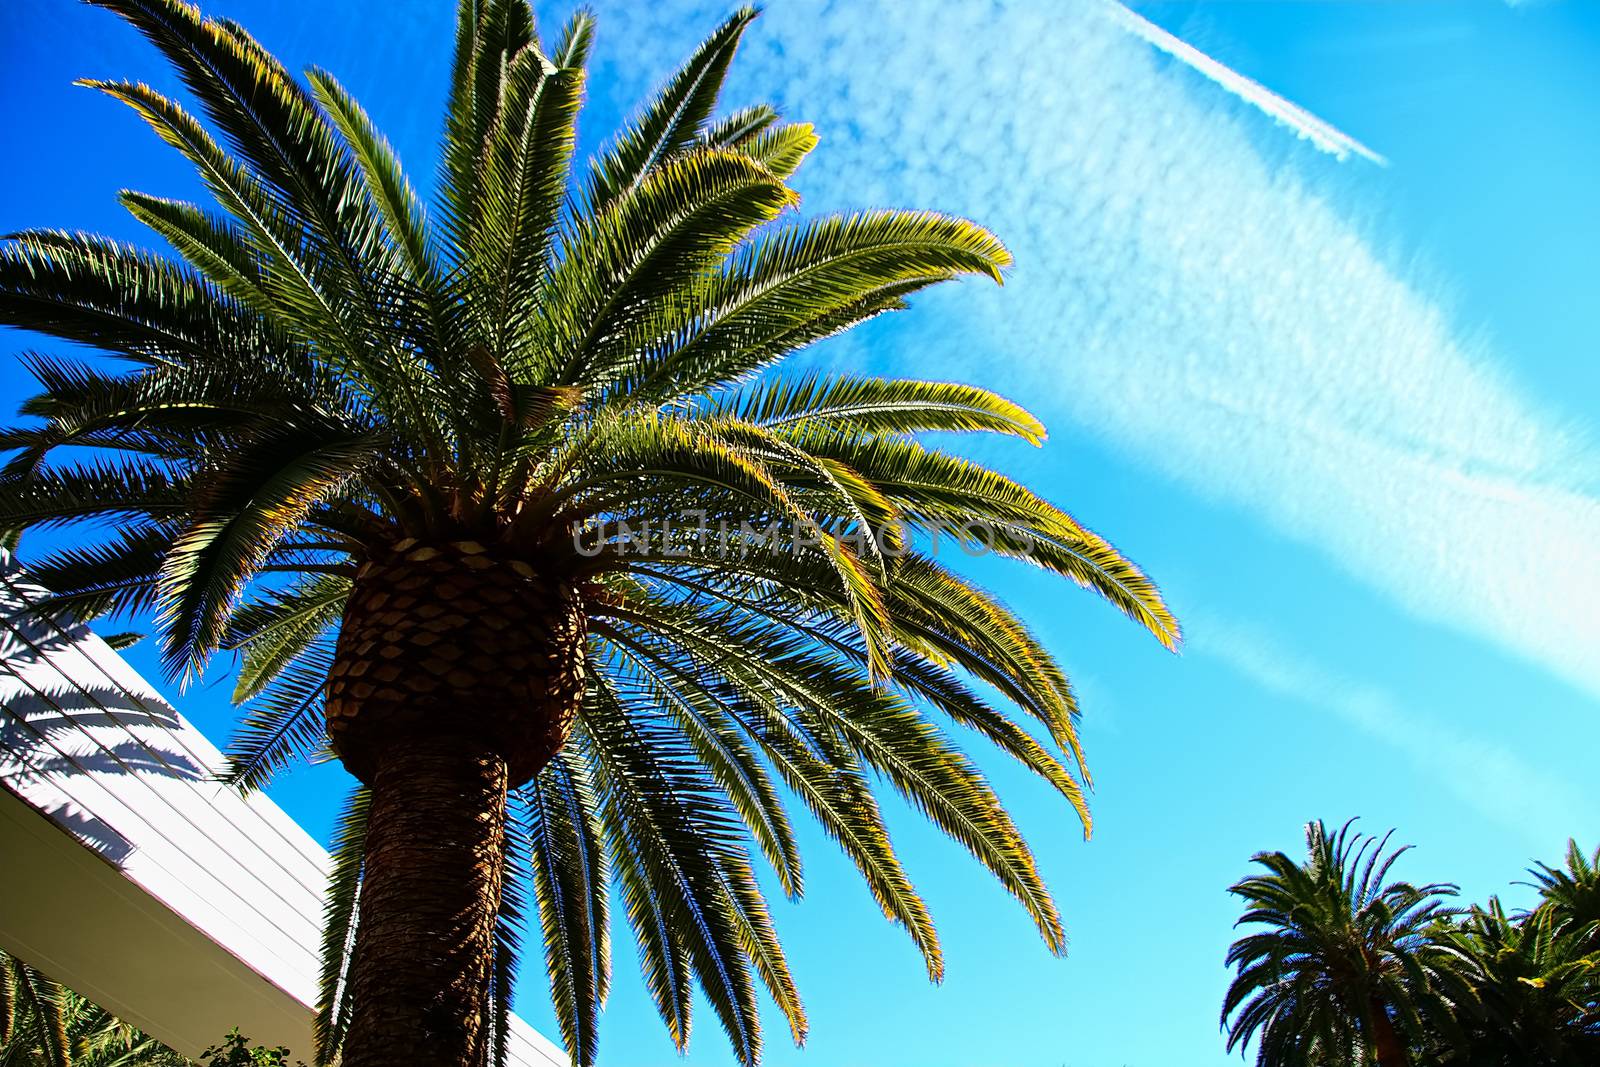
[
  {"xmin": 584, "ymin": 7, "xmax": 759, "ymax": 213},
  {"xmin": 548, "ymin": 149, "xmax": 799, "ymax": 386},
  {"xmin": 1525, "ymin": 839, "xmax": 1600, "ymax": 940},
  {"xmin": 17, "ymin": 523, "xmax": 173, "ymax": 624},
  {"xmin": 464, "ymin": 50, "xmax": 584, "ymax": 369},
  {"xmin": 581, "ymin": 674, "xmax": 774, "ymax": 1067},
  {"xmin": 732, "ymin": 123, "xmax": 817, "ymax": 181},
  {"xmin": 0, "ymin": 952, "xmax": 187, "ymax": 1066},
  {"xmin": 225, "ymin": 573, "xmax": 351, "ymax": 702},
  {"xmin": 438, "ymin": 0, "xmax": 540, "ymax": 259},
  {"xmin": 591, "ymin": 596, "xmax": 950, "ymax": 978},
  {"xmin": 6, "ymin": 955, "xmax": 71, "ymax": 1067},
  {"xmin": 597, "ymin": 627, "xmax": 803, "ymax": 897},
  {"xmin": 489, "ymin": 791, "xmax": 532, "ymax": 1067},
  {"xmin": 157, "ymin": 426, "xmax": 376, "ymax": 679},
  {"xmin": 223, "ymin": 633, "xmax": 335, "ymax": 791},
  {"xmin": 0, "ymin": 457, "xmax": 185, "ymax": 530},
  {"xmin": 0, "ymin": 231, "xmax": 267, "ymax": 366},
  {"xmin": 613, "ymin": 210, "xmax": 1011, "ymax": 404},
  {"xmin": 522, "ymin": 754, "xmax": 611, "ymax": 1067},
  {"xmin": 718, "ymin": 373, "xmax": 1047, "ymax": 443},
  {"xmin": 83, "ymin": 0, "xmax": 385, "ymax": 291},
  {"xmin": 699, "ymin": 105, "xmax": 780, "ymax": 151},
  {"xmin": 1434, "ymin": 897, "xmax": 1600, "ymax": 1064},
  {"xmin": 116, "ymin": 192, "xmax": 271, "ymax": 305},
  {"xmin": 306, "ymin": 71, "xmax": 438, "ymax": 297},
  {"xmin": 551, "ymin": 10, "xmax": 595, "ymax": 70},
  {"xmin": 314, "ymin": 786, "xmax": 370, "ymax": 1065},
  {"xmin": 617, "ymin": 592, "xmax": 1062, "ymax": 952}
]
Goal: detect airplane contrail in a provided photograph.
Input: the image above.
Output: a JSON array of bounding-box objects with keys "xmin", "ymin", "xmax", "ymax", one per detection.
[{"xmin": 1104, "ymin": 1, "xmax": 1389, "ymax": 167}]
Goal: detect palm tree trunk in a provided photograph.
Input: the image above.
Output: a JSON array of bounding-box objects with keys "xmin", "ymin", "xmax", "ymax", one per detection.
[
  {"xmin": 324, "ymin": 542, "xmax": 588, "ymax": 1066},
  {"xmin": 1368, "ymin": 998, "xmax": 1409, "ymax": 1067},
  {"xmin": 338, "ymin": 732, "xmax": 509, "ymax": 1067}
]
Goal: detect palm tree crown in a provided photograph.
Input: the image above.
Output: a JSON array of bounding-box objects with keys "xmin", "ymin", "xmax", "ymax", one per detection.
[
  {"xmin": 1436, "ymin": 898, "xmax": 1600, "ymax": 1065},
  {"xmin": 1222, "ymin": 820, "xmax": 1475, "ymax": 1067},
  {"xmin": 0, "ymin": 2, "xmax": 1177, "ymax": 1065},
  {"xmin": 1526, "ymin": 840, "xmax": 1600, "ymax": 948}
]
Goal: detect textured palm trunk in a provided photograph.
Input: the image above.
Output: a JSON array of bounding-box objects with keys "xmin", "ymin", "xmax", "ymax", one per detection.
[
  {"xmin": 1368, "ymin": 999, "xmax": 1409, "ymax": 1067},
  {"xmin": 326, "ymin": 540, "xmax": 585, "ymax": 1067},
  {"xmin": 338, "ymin": 734, "xmax": 509, "ymax": 1067}
]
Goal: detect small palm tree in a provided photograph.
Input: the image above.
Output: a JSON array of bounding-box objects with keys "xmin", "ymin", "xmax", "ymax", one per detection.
[
  {"xmin": 1432, "ymin": 899, "xmax": 1600, "ymax": 1066},
  {"xmin": 1527, "ymin": 841, "xmax": 1600, "ymax": 950},
  {"xmin": 0, "ymin": 2, "xmax": 1177, "ymax": 1066},
  {"xmin": 1, "ymin": 951, "xmax": 185, "ymax": 1067},
  {"xmin": 1221, "ymin": 820, "xmax": 1475, "ymax": 1067}
]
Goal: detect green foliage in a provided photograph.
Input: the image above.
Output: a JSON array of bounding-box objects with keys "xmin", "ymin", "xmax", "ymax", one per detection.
[
  {"xmin": 0, "ymin": 2, "xmax": 1182, "ymax": 1065},
  {"xmin": 1223, "ymin": 830, "xmax": 1600, "ymax": 1067},
  {"xmin": 1433, "ymin": 900, "xmax": 1600, "ymax": 1065},
  {"xmin": 197, "ymin": 1029, "xmax": 302, "ymax": 1067},
  {"xmin": 1525, "ymin": 840, "xmax": 1600, "ymax": 948}
]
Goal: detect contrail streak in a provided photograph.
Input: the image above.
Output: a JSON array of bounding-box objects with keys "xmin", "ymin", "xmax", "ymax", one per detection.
[{"xmin": 1105, "ymin": 1, "xmax": 1389, "ymax": 166}]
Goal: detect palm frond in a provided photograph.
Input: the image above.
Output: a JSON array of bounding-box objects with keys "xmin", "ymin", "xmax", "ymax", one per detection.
[
  {"xmin": 699, "ymin": 105, "xmax": 779, "ymax": 151},
  {"xmin": 522, "ymin": 754, "xmax": 611, "ymax": 1067},
  {"xmin": 584, "ymin": 7, "xmax": 759, "ymax": 212},
  {"xmin": 156, "ymin": 426, "xmax": 375, "ymax": 679},
  {"xmin": 616, "ymin": 210, "xmax": 1010, "ymax": 403},
  {"xmin": 0, "ymin": 230, "xmax": 268, "ymax": 366},
  {"xmin": 225, "ymin": 573, "xmax": 350, "ymax": 702},
  {"xmin": 314, "ymin": 786, "xmax": 370, "ymax": 1065},
  {"xmin": 437, "ymin": 0, "xmax": 539, "ymax": 258},
  {"xmin": 223, "ymin": 634, "xmax": 333, "ymax": 791},
  {"xmin": 717, "ymin": 373, "xmax": 1046, "ymax": 443},
  {"xmin": 580, "ymin": 675, "xmax": 770, "ymax": 1066},
  {"xmin": 9, "ymin": 958, "xmax": 70, "ymax": 1067}
]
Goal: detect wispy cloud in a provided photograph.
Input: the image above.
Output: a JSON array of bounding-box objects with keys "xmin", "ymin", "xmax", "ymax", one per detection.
[
  {"xmin": 586, "ymin": 0, "xmax": 1600, "ymax": 702},
  {"xmin": 1197, "ymin": 618, "xmax": 1582, "ymax": 843},
  {"xmin": 1104, "ymin": 1, "xmax": 1388, "ymax": 165}
]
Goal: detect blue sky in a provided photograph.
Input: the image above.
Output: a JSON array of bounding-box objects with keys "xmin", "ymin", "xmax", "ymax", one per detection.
[{"xmin": 3, "ymin": 1, "xmax": 1598, "ymax": 1064}]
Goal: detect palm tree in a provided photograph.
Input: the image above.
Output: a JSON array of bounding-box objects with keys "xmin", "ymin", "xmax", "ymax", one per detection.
[
  {"xmin": 0, "ymin": 1, "xmax": 1178, "ymax": 1065},
  {"xmin": 1527, "ymin": 840, "xmax": 1600, "ymax": 950},
  {"xmin": 1431, "ymin": 899, "xmax": 1600, "ymax": 1065},
  {"xmin": 1221, "ymin": 820, "xmax": 1475, "ymax": 1067},
  {"xmin": 1, "ymin": 951, "xmax": 186, "ymax": 1067}
]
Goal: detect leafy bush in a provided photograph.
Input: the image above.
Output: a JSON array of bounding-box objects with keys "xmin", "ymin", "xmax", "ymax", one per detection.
[{"xmin": 198, "ymin": 1030, "xmax": 304, "ymax": 1067}]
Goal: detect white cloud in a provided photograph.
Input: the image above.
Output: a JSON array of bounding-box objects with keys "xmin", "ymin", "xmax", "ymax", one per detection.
[
  {"xmin": 586, "ymin": 0, "xmax": 1600, "ymax": 701},
  {"xmin": 1196, "ymin": 617, "xmax": 1583, "ymax": 843},
  {"xmin": 1104, "ymin": 1, "xmax": 1387, "ymax": 165}
]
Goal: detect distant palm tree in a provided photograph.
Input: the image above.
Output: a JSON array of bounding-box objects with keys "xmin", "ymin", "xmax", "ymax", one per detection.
[
  {"xmin": 0, "ymin": 1, "xmax": 1177, "ymax": 1066},
  {"xmin": 1432, "ymin": 899, "xmax": 1600, "ymax": 1066},
  {"xmin": 1221, "ymin": 820, "xmax": 1474, "ymax": 1067},
  {"xmin": 1, "ymin": 951, "xmax": 185, "ymax": 1067},
  {"xmin": 1526, "ymin": 840, "xmax": 1600, "ymax": 950}
]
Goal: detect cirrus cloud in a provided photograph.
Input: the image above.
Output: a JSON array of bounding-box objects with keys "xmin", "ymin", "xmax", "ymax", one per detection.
[{"xmin": 582, "ymin": 0, "xmax": 1600, "ymax": 702}]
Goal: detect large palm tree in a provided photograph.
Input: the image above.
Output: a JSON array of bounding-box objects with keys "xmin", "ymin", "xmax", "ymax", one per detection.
[
  {"xmin": 0, "ymin": 2, "xmax": 1178, "ymax": 1065},
  {"xmin": 1221, "ymin": 820, "xmax": 1475, "ymax": 1067}
]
